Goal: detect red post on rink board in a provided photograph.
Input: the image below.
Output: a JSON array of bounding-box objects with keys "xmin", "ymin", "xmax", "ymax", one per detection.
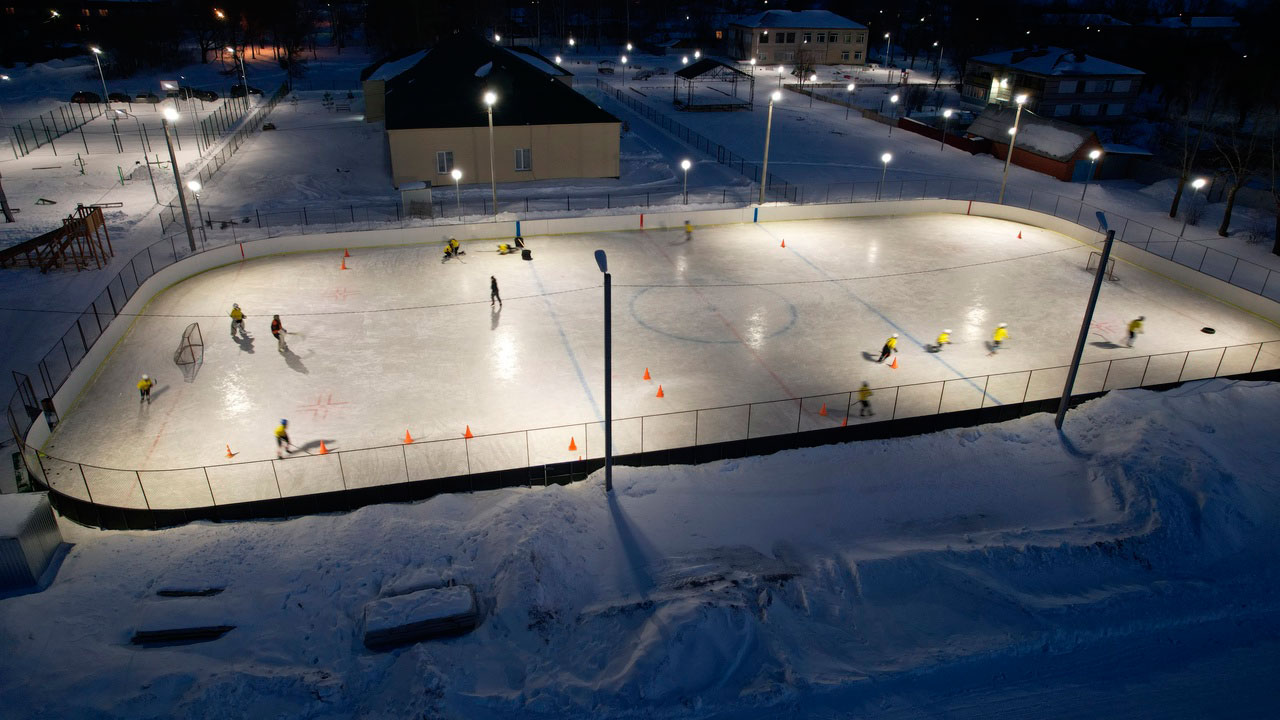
[
  {"xmin": 239, "ymin": 243, "xmax": 245, "ymax": 259},
  {"xmin": 640, "ymin": 213, "xmax": 644, "ymax": 228}
]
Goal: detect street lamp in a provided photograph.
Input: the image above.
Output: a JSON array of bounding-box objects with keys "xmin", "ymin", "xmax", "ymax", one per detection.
[
  {"xmin": 680, "ymin": 158, "xmax": 691, "ymax": 203},
  {"xmin": 1081, "ymin": 149, "xmax": 1102, "ymax": 201},
  {"xmin": 186, "ymin": 180, "xmax": 208, "ymax": 245},
  {"xmin": 940, "ymin": 108, "xmax": 952, "ymax": 151},
  {"xmin": 682, "ymin": 55, "xmax": 689, "ymax": 66},
  {"xmin": 160, "ymin": 107, "xmax": 197, "ymax": 252},
  {"xmin": 112, "ymin": 109, "xmax": 158, "ymax": 202},
  {"xmin": 760, "ymin": 90, "xmax": 782, "ymax": 204},
  {"xmin": 451, "ymin": 168, "xmax": 463, "ymax": 214},
  {"xmin": 483, "ymin": 91, "xmax": 498, "ymax": 217},
  {"xmin": 845, "ymin": 82, "xmax": 855, "ymax": 119},
  {"xmin": 749, "ymin": 58, "xmax": 756, "ymax": 73},
  {"xmin": 878, "ymin": 152, "xmax": 892, "ymax": 200},
  {"xmin": 593, "ymin": 249, "xmax": 614, "ymax": 493},
  {"xmin": 621, "ymin": 55, "xmax": 628, "ymax": 83},
  {"xmin": 626, "ymin": 42, "xmax": 633, "ymax": 52},
  {"xmin": 554, "ymin": 55, "xmax": 562, "ymax": 65},
  {"xmin": 1179, "ymin": 177, "xmax": 1207, "ymax": 237},
  {"xmin": 808, "ymin": 73, "xmax": 817, "ymax": 107},
  {"xmin": 694, "ymin": 50, "xmax": 701, "ymax": 59},
  {"xmin": 777, "ymin": 65, "xmax": 785, "ymax": 88},
  {"xmin": 997, "ymin": 93, "xmax": 1028, "ymax": 204},
  {"xmin": 888, "ymin": 93, "xmax": 899, "ymax": 136},
  {"xmin": 0, "ymin": 74, "xmax": 10, "ymax": 122},
  {"xmin": 494, "ymin": 33, "xmax": 501, "ymax": 43},
  {"xmin": 933, "ymin": 41, "xmax": 944, "ymax": 88},
  {"xmin": 883, "ymin": 33, "xmax": 891, "ymax": 65},
  {"xmin": 226, "ymin": 46, "xmax": 248, "ymax": 101}
]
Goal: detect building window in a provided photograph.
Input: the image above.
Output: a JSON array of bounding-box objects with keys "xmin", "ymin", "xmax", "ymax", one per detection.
[
  {"xmin": 1112, "ymin": 79, "xmax": 1131, "ymax": 93},
  {"xmin": 1081, "ymin": 104, "xmax": 1099, "ymax": 115},
  {"xmin": 715, "ymin": 30, "xmax": 722, "ymax": 39},
  {"xmin": 854, "ymin": 51, "xmax": 862, "ymax": 61},
  {"xmin": 81, "ymin": 8, "xmax": 89, "ymax": 15},
  {"xmin": 785, "ymin": 32, "xmax": 795, "ymax": 43},
  {"xmin": 760, "ymin": 53, "xmax": 767, "ymax": 61},
  {"xmin": 1107, "ymin": 103, "xmax": 1124, "ymax": 115},
  {"xmin": 856, "ymin": 32, "xmax": 865, "ymax": 43},
  {"xmin": 802, "ymin": 32, "xmax": 811, "ymax": 43},
  {"xmin": 1058, "ymin": 80, "xmax": 1078, "ymax": 94},
  {"xmin": 515, "ymin": 148, "xmax": 532, "ymax": 172},
  {"xmin": 759, "ymin": 31, "xmax": 768, "ymax": 44},
  {"xmin": 97, "ymin": 8, "xmax": 107, "ymax": 15},
  {"xmin": 436, "ymin": 151, "xmax": 454, "ymax": 174},
  {"xmin": 1054, "ymin": 104, "xmax": 1071, "ymax": 116},
  {"xmin": 1084, "ymin": 80, "xmax": 1108, "ymax": 93},
  {"xmin": 817, "ymin": 33, "xmax": 826, "ymax": 43},
  {"xmin": 4, "ymin": 8, "xmax": 15, "ymax": 14}
]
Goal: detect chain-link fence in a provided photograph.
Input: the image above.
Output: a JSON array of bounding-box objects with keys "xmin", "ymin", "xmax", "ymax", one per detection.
[{"xmin": 8, "ymin": 101, "xmax": 108, "ymax": 157}]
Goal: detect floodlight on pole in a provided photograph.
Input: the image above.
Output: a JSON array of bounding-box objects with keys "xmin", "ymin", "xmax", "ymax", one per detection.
[
  {"xmin": 883, "ymin": 32, "xmax": 891, "ymax": 64},
  {"xmin": 90, "ymin": 47, "xmax": 110, "ymax": 104},
  {"xmin": 680, "ymin": 159, "xmax": 691, "ymax": 204},
  {"xmin": 626, "ymin": 42, "xmax": 633, "ymax": 52},
  {"xmin": 845, "ymin": 82, "xmax": 854, "ymax": 119},
  {"xmin": 186, "ymin": 180, "xmax": 208, "ymax": 245},
  {"xmin": 494, "ymin": 33, "xmax": 501, "ymax": 43},
  {"xmin": 213, "ymin": 8, "xmax": 225, "ymax": 19},
  {"xmin": 760, "ymin": 90, "xmax": 782, "ymax": 204},
  {"xmin": 694, "ymin": 50, "xmax": 701, "ymax": 59},
  {"xmin": 484, "ymin": 91, "xmax": 498, "ymax": 217},
  {"xmin": 808, "ymin": 73, "xmax": 817, "ymax": 106},
  {"xmin": 594, "ymin": 248, "xmax": 613, "ymax": 493},
  {"xmin": 554, "ymin": 55, "xmax": 562, "ymax": 65},
  {"xmin": 681, "ymin": 55, "xmax": 689, "ymax": 65},
  {"xmin": 940, "ymin": 109, "xmax": 952, "ymax": 150},
  {"xmin": 160, "ymin": 107, "xmax": 197, "ymax": 251},
  {"xmin": 878, "ymin": 152, "xmax": 892, "ymax": 200},
  {"xmin": 1081, "ymin": 149, "xmax": 1102, "ymax": 201},
  {"xmin": 997, "ymin": 94, "xmax": 1028, "ymax": 204},
  {"xmin": 621, "ymin": 55, "xmax": 628, "ymax": 83},
  {"xmin": 777, "ymin": 65, "xmax": 785, "ymax": 88},
  {"xmin": 749, "ymin": 58, "xmax": 757, "ymax": 72},
  {"xmin": 888, "ymin": 93, "xmax": 899, "ymax": 136},
  {"xmin": 1179, "ymin": 177, "xmax": 1207, "ymax": 237},
  {"xmin": 226, "ymin": 46, "xmax": 248, "ymax": 101},
  {"xmin": 451, "ymin": 168, "xmax": 463, "ymax": 213}
]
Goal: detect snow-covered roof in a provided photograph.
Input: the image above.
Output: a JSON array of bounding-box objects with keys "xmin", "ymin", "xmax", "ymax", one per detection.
[
  {"xmin": 503, "ymin": 47, "xmax": 569, "ymax": 77},
  {"xmin": 968, "ymin": 107, "xmax": 1097, "ymax": 162},
  {"xmin": 1041, "ymin": 13, "xmax": 1130, "ymax": 27},
  {"xmin": 971, "ymin": 47, "xmax": 1144, "ymax": 77},
  {"xmin": 367, "ymin": 50, "xmax": 428, "ymax": 82},
  {"xmin": 731, "ymin": 10, "xmax": 865, "ymax": 30},
  {"xmin": 1147, "ymin": 16, "xmax": 1238, "ymax": 29},
  {"xmin": 1102, "ymin": 143, "xmax": 1154, "ymax": 156}
]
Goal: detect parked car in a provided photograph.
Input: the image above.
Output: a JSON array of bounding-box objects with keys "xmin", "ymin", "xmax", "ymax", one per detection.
[
  {"xmin": 107, "ymin": 92, "xmax": 132, "ymax": 103},
  {"xmin": 163, "ymin": 85, "xmax": 191, "ymax": 100},
  {"xmin": 70, "ymin": 90, "xmax": 101, "ymax": 103},
  {"xmin": 134, "ymin": 92, "xmax": 161, "ymax": 104},
  {"xmin": 633, "ymin": 70, "xmax": 655, "ymax": 81},
  {"xmin": 229, "ymin": 84, "xmax": 263, "ymax": 98},
  {"xmin": 190, "ymin": 88, "xmax": 218, "ymax": 102}
]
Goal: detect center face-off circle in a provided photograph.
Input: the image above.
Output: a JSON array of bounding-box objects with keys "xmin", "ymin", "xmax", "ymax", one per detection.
[{"xmin": 629, "ymin": 286, "xmax": 798, "ymax": 345}]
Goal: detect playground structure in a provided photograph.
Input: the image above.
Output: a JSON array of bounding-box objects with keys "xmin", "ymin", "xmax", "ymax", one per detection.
[
  {"xmin": 0, "ymin": 205, "xmax": 114, "ymax": 272},
  {"xmin": 673, "ymin": 58, "xmax": 755, "ymax": 112}
]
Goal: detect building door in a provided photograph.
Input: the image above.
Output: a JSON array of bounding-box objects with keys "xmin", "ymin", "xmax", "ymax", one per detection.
[{"xmin": 1071, "ymin": 158, "xmax": 1093, "ymax": 182}]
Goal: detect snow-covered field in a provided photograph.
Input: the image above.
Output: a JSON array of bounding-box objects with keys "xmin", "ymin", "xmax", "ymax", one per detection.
[{"xmin": 3, "ymin": 379, "xmax": 1279, "ymax": 718}]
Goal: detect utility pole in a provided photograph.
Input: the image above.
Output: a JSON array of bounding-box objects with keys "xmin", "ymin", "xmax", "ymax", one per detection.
[{"xmin": 1056, "ymin": 218, "xmax": 1115, "ymax": 429}]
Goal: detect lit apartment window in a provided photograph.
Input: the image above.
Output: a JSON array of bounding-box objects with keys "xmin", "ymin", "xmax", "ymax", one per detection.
[
  {"xmin": 97, "ymin": 8, "xmax": 107, "ymax": 15},
  {"xmin": 81, "ymin": 8, "xmax": 89, "ymax": 15},
  {"xmin": 4, "ymin": 8, "xmax": 16, "ymax": 15},
  {"xmin": 715, "ymin": 30, "xmax": 722, "ymax": 39},
  {"xmin": 436, "ymin": 151, "xmax": 454, "ymax": 174},
  {"xmin": 515, "ymin": 148, "xmax": 532, "ymax": 172}
]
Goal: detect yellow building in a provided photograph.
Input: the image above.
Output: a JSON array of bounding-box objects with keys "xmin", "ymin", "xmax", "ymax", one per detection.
[
  {"xmin": 728, "ymin": 9, "xmax": 869, "ymax": 66},
  {"xmin": 384, "ymin": 34, "xmax": 620, "ymax": 188}
]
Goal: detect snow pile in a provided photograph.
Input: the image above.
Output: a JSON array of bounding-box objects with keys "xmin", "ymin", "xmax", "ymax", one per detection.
[{"xmin": 1, "ymin": 380, "xmax": 1279, "ymax": 715}]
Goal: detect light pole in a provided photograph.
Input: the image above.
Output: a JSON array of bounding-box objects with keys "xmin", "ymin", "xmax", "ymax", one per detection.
[
  {"xmin": 1179, "ymin": 178, "xmax": 1206, "ymax": 237},
  {"xmin": 749, "ymin": 58, "xmax": 756, "ymax": 74},
  {"xmin": 621, "ymin": 55, "xmax": 628, "ymax": 83},
  {"xmin": 226, "ymin": 46, "xmax": 248, "ymax": 101},
  {"xmin": 451, "ymin": 168, "xmax": 462, "ymax": 214},
  {"xmin": 808, "ymin": 73, "xmax": 817, "ymax": 107},
  {"xmin": 484, "ymin": 91, "xmax": 498, "ymax": 218},
  {"xmin": 682, "ymin": 55, "xmax": 689, "ymax": 66},
  {"xmin": 883, "ymin": 33, "xmax": 891, "ymax": 66},
  {"xmin": 1056, "ymin": 215, "xmax": 1116, "ymax": 429},
  {"xmin": 626, "ymin": 42, "xmax": 633, "ymax": 53},
  {"xmin": 1, "ymin": 74, "xmax": 11, "ymax": 122},
  {"xmin": 777, "ymin": 65, "xmax": 785, "ymax": 88},
  {"xmin": 845, "ymin": 82, "xmax": 855, "ymax": 119},
  {"xmin": 694, "ymin": 50, "xmax": 701, "ymax": 60},
  {"xmin": 160, "ymin": 107, "xmax": 197, "ymax": 252},
  {"xmin": 593, "ymin": 249, "xmax": 613, "ymax": 493},
  {"xmin": 1081, "ymin": 149, "xmax": 1102, "ymax": 201},
  {"xmin": 997, "ymin": 94, "xmax": 1027, "ymax": 204},
  {"xmin": 760, "ymin": 90, "xmax": 782, "ymax": 204},
  {"xmin": 933, "ymin": 41, "xmax": 944, "ymax": 88},
  {"xmin": 186, "ymin": 180, "xmax": 208, "ymax": 246},
  {"xmin": 888, "ymin": 93, "xmax": 898, "ymax": 136},
  {"xmin": 878, "ymin": 152, "xmax": 892, "ymax": 200},
  {"xmin": 113, "ymin": 109, "xmax": 158, "ymax": 202},
  {"xmin": 91, "ymin": 46, "xmax": 122, "ymax": 152},
  {"xmin": 940, "ymin": 108, "xmax": 952, "ymax": 151},
  {"xmin": 554, "ymin": 55, "xmax": 562, "ymax": 66},
  {"xmin": 680, "ymin": 158, "xmax": 691, "ymax": 203}
]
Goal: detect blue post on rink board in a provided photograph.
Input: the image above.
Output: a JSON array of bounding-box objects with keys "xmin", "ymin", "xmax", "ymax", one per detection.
[
  {"xmin": 753, "ymin": 207, "xmax": 759, "ymax": 223},
  {"xmin": 516, "ymin": 220, "xmax": 521, "ymax": 237}
]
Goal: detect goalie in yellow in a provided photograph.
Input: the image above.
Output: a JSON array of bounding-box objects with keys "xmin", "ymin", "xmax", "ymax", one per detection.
[
  {"xmin": 989, "ymin": 323, "xmax": 1009, "ymax": 355},
  {"xmin": 1127, "ymin": 316, "xmax": 1144, "ymax": 348},
  {"xmin": 229, "ymin": 303, "xmax": 246, "ymax": 338},
  {"xmin": 136, "ymin": 374, "xmax": 153, "ymax": 405}
]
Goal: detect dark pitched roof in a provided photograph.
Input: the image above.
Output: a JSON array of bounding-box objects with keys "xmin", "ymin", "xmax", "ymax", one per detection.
[
  {"xmin": 674, "ymin": 58, "xmax": 749, "ymax": 80},
  {"xmin": 385, "ymin": 34, "xmax": 617, "ymax": 131}
]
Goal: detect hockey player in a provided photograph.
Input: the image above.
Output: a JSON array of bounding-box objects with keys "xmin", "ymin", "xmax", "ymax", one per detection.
[
  {"xmin": 490, "ymin": 276, "xmax": 502, "ymax": 307},
  {"xmin": 275, "ymin": 419, "xmax": 290, "ymax": 459},
  {"xmin": 935, "ymin": 329, "xmax": 952, "ymax": 352},
  {"xmin": 858, "ymin": 382, "xmax": 874, "ymax": 416},
  {"xmin": 989, "ymin": 323, "xmax": 1009, "ymax": 355},
  {"xmin": 270, "ymin": 314, "xmax": 288, "ymax": 353},
  {"xmin": 137, "ymin": 374, "xmax": 153, "ymax": 404},
  {"xmin": 877, "ymin": 333, "xmax": 898, "ymax": 363},
  {"xmin": 684, "ymin": 220, "xmax": 693, "ymax": 242},
  {"xmin": 1127, "ymin": 316, "xmax": 1144, "ymax": 347},
  {"xmin": 229, "ymin": 303, "xmax": 246, "ymax": 337}
]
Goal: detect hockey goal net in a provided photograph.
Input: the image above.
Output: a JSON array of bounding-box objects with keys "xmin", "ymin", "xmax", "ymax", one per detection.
[
  {"xmin": 1086, "ymin": 251, "xmax": 1118, "ymax": 281},
  {"xmin": 174, "ymin": 322, "xmax": 204, "ymax": 382}
]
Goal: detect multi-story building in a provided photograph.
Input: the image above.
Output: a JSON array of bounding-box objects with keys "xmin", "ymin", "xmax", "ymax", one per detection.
[
  {"xmin": 727, "ymin": 10, "xmax": 868, "ymax": 66},
  {"xmin": 962, "ymin": 47, "xmax": 1144, "ymax": 123}
]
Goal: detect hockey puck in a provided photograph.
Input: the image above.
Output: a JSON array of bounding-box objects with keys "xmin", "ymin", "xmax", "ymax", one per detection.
[{"xmin": 1201, "ymin": 327, "xmax": 1216, "ymax": 334}]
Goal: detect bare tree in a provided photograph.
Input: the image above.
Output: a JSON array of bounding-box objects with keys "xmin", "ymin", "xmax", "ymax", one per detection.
[
  {"xmin": 1212, "ymin": 125, "xmax": 1262, "ymax": 237},
  {"xmin": 1167, "ymin": 85, "xmax": 1219, "ymax": 219}
]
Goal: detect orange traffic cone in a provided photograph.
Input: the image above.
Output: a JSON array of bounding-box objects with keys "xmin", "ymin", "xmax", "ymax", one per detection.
[
  {"xmin": 464, "ymin": 425, "xmax": 474, "ymax": 439},
  {"xmin": 318, "ymin": 441, "xmax": 329, "ymax": 454},
  {"xmin": 225, "ymin": 443, "xmax": 235, "ymax": 458},
  {"xmin": 819, "ymin": 403, "xmax": 828, "ymax": 416},
  {"xmin": 1017, "ymin": 231, "xmax": 1023, "ymax": 239},
  {"xmin": 643, "ymin": 367, "xmax": 651, "ymax": 381},
  {"xmin": 404, "ymin": 430, "xmax": 413, "ymax": 444},
  {"xmin": 890, "ymin": 356, "xmax": 899, "ymax": 369},
  {"xmin": 340, "ymin": 256, "xmax": 348, "ymax": 270},
  {"xmin": 656, "ymin": 385, "xmax": 664, "ymax": 398},
  {"xmin": 568, "ymin": 437, "xmax": 577, "ymax": 451},
  {"xmin": 344, "ymin": 248, "xmax": 351, "ymax": 258},
  {"xmin": 780, "ymin": 239, "xmax": 786, "ymax": 248}
]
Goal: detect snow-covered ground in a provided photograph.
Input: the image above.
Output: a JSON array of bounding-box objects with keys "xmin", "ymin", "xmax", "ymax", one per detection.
[{"xmin": 3, "ymin": 379, "xmax": 1279, "ymax": 718}]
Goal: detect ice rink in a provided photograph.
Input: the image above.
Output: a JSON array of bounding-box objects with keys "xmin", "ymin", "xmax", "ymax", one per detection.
[{"xmin": 38, "ymin": 213, "xmax": 1280, "ymax": 507}]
